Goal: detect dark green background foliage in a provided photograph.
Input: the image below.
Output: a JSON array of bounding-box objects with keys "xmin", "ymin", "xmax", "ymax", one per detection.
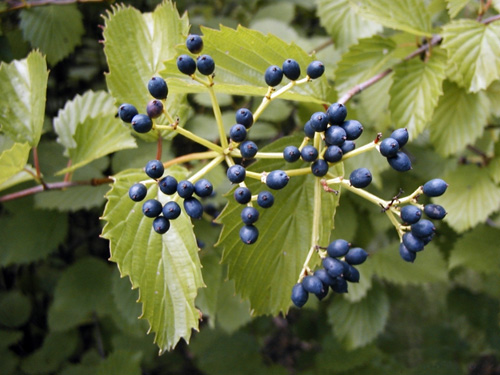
[{"xmin": 1, "ymin": 0, "xmax": 500, "ymax": 374}]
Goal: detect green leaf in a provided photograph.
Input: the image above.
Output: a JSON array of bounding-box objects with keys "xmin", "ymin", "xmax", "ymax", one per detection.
[
  {"xmin": 434, "ymin": 164, "xmax": 500, "ymax": 232},
  {"xmin": 0, "ymin": 139, "xmax": 31, "ymax": 188},
  {"xmin": 349, "ymin": 0, "xmax": 433, "ymax": 37},
  {"xmin": 96, "ymin": 350, "xmax": 142, "ymax": 375},
  {"xmin": 316, "ymin": 0, "xmax": 383, "ymax": 51},
  {"xmin": 446, "ymin": 0, "xmax": 470, "ymax": 17},
  {"xmin": 429, "ymin": 80, "xmax": 489, "ymax": 156},
  {"xmin": 327, "ymin": 285, "xmax": 389, "ymax": 349},
  {"xmin": 102, "ymin": 2, "xmax": 190, "ymax": 142},
  {"xmin": 101, "ymin": 168, "xmax": 204, "ymax": 352},
  {"xmin": 218, "ymin": 135, "xmax": 341, "ymax": 315},
  {"xmin": 494, "ymin": 0, "xmax": 500, "ymax": 12},
  {"xmin": 486, "ymin": 79, "xmax": 500, "ymax": 118},
  {"xmin": 449, "ymin": 224, "xmax": 500, "ymax": 273},
  {"xmin": 19, "ymin": 5, "xmax": 84, "ymax": 66},
  {"xmin": 160, "ymin": 25, "xmax": 330, "ymax": 104},
  {"xmin": 0, "ymin": 291, "xmax": 32, "ymax": 328},
  {"xmin": 389, "ymin": 48, "xmax": 447, "ymax": 139},
  {"xmin": 442, "ymin": 20, "xmax": 500, "ymax": 92},
  {"xmin": 0, "ymin": 51, "xmax": 48, "ymax": 146}
]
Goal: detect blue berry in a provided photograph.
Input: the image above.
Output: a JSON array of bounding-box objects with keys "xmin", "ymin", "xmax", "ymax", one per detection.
[
  {"xmin": 327, "ymin": 239, "xmax": 350, "ymax": 258},
  {"xmin": 399, "ymin": 243, "xmax": 417, "ymax": 263},
  {"xmin": 283, "ymin": 145, "xmax": 301, "ymax": 162},
  {"xmin": 349, "ymin": 168, "xmax": 372, "ymax": 188},
  {"xmin": 241, "ymin": 206, "xmax": 259, "ymax": 225},
  {"xmin": 183, "ymin": 197, "xmax": 203, "ymax": 219},
  {"xmin": 147, "ymin": 76, "xmax": 168, "ymax": 99},
  {"xmin": 331, "ymin": 277, "xmax": 348, "ymax": 293},
  {"xmin": 153, "ymin": 216, "xmax": 170, "ymax": 234},
  {"xmin": 146, "ymin": 99, "xmax": 164, "ymax": 119},
  {"xmin": 131, "ymin": 114, "xmax": 153, "ymax": 133},
  {"xmin": 229, "ymin": 124, "xmax": 247, "ymax": 143},
  {"xmin": 311, "ymin": 159, "xmax": 329, "ymax": 177},
  {"xmin": 314, "ymin": 269, "xmax": 335, "ymax": 287},
  {"xmin": 159, "ymin": 176, "xmax": 178, "ymax": 195},
  {"xmin": 379, "ymin": 137, "xmax": 399, "ymax": 157},
  {"xmin": 194, "ymin": 178, "xmax": 213, "ymax": 197},
  {"xmin": 343, "ymin": 264, "xmax": 360, "ymax": 283},
  {"xmin": 387, "ymin": 151, "xmax": 412, "ymax": 172},
  {"xmin": 282, "ymin": 58, "xmax": 301, "ymax": 80},
  {"xmin": 309, "ymin": 112, "xmax": 329, "ymax": 132},
  {"xmin": 345, "ymin": 247, "xmax": 368, "ymax": 265},
  {"xmin": 257, "ymin": 191, "xmax": 274, "ymax": 208},
  {"xmin": 424, "ymin": 204, "xmax": 447, "ymax": 220},
  {"xmin": 266, "ymin": 170, "xmax": 290, "ymax": 190},
  {"xmin": 306, "ymin": 60, "xmax": 325, "ymax": 79},
  {"xmin": 177, "ymin": 180, "xmax": 195, "ymax": 198},
  {"xmin": 390, "ymin": 128, "xmax": 409, "ymax": 148},
  {"xmin": 324, "ymin": 145, "xmax": 343, "ymax": 163},
  {"xmin": 240, "ymin": 141, "xmax": 258, "ymax": 159},
  {"xmin": 303, "ymin": 120, "xmax": 315, "ymax": 138},
  {"xmin": 227, "ymin": 165, "xmax": 246, "ymax": 184},
  {"xmin": 197, "ymin": 54, "xmax": 215, "ymax": 75},
  {"xmin": 129, "ymin": 183, "xmax": 147, "ymax": 202},
  {"xmin": 341, "ymin": 120, "xmax": 363, "ymax": 140},
  {"xmin": 145, "ymin": 160, "xmax": 164, "ymax": 179},
  {"xmin": 291, "ymin": 283, "xmax": 308, "ymax": 308},
  {"xmin": 142, "ymin": 199, "xmax": 162, "ymax": 218},
  {"xmin": 234, "ymin": 187, "xmax": 252, "ymax": 204},
  {"xmin": 340, "ymin": 140, "xmax": 355, "ymax": 154},
  {"xmin": 301, "ymin": 145, "xmax": 318, "ymax": 162},
  {"xmin": 177, "ymin": 54, "xmax": 197, "ymax": 75},
  {"xmin": 239, "ymin": 224, "xmax": 259, "ymax": 244},
  {"xmin": 402, "ymin": 232, "xmax": 424, "ymax": 252},
  {"xmin": 118, "ymin": 103, "xmax": 138, "ymax": 123},
  {"xmin": 411, "ymin": 219, "xmax": 435, "ymax": 238},
  {"xmin": 400, "ymin": 205, "xmax": 422, "ymax": 224},
  {"xmin": 325, "ymin": 126, "xmax": 346, "ymax": 146},
  {"xmin": 322, "ymin": 256, "xmax": 344, "ymax": 277},
  {"xmin": 235, "ymin": 108, "xmax": 254, "ymax": 128},
  {"xmin": 315, "ymin": 286, "xmax": 329, "ymax": 300},
  {"xmin": 327, "ymin": 103, "xmax": 347, "ymax": 125},
  {"xmin": 265, "ymin": 65, "xmax": 283, "ymax": 86},
  {"xmin": 186, "ymin": 34, "xmax": 203, "ymax": 54},
  {"xmin": 422, "ymin": 179, "xmax": 448, "ymax": 197},
  {"xmin": 302, "ymin": 275, "xmax": 324, "ymax": 295},
  {"xmin": 162, "ymin": 201, "xmax": 181, "ymax": 220}
]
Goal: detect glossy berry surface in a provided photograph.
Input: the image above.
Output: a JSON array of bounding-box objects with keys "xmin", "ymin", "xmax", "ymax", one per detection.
[
  {"xmin": 229, "ymin": 124, "xmax": 247, "ymax": 142},
  {"xmin": 177, "ymin": 54, "xmax": 197, "ymax": 75},
  {"xmin": 162, "ymin": 201, "xmax": 181, "ymax": 220},
  {"xmin": 301, "ymin": 145, "xmax": 318, "ymax": 162},
  {"xmin": 349, "ymin": 168, "xmax": 372, "ymax": 188},
  {"xmin": 264, "ymin": 65, "xmax": 283, "ymax": 86},
  {"xmin": 390, "ymin": 128, "xmax": 409, "ymax": 148},
  {"xmin": 147, "ymin": 76, "xmax": 168, "ymax": 99},
  {"xmin": 341, "ymin": 120, "xmax": 363, "ymax": 140},
  {"xmin": 240, "ymin": 141, "xmax": 258, "ymax": 159},
  {"xmin": 314, "ymin": 269, "xmax": 335, "ymax": 287},
  {"xmin": 345, "ymin": 247, "xmax": 368, "ymax": 265},
  {"xmin": 306, "ymin": 60, "xmax": 325, "ymax": 79},
  {"xmin": 266, "ymin": 170, "xmax": 290, "ymax": 190},
  {"xmin": 309, "ymin": 112, "xmax": 329, "ymax": 132},
  {"xmin": 303, "ymin": 121, "xmax": 315, "ymax": 138},
  {"xmin": 327, "ymin": 103, "xmax": 347, "ymax": 125},
  {"xmin": 234, "ymin": 187, "xmax": 252, "ymax": 204},
  {"xmin": 424, "ymin": 204, "xmax": 447, "ymax": 220},
  {"xmin": 302, "ymin": 275, "xmax": 323, "ymax": 295},
  {"xmin": 158, "ymin": 176, "xmax": 178, "ymax": 195},
  {"xmin": 257, "ymin": 191, "xmax": 274, "ymax": 208},
  {"xmin": 291, "ymin": 283, "xmax": 308, "ymax": 308},
  {"xmin": 118, "ymin": 103, "xmax": 138, "ymax": 123},
  {"xmin": 402, "ymin": 232, "xmax": 424, "ymax": 252},
  {"xmin": 131, "ymin": 114, "xmax": 153, "ymax": 133},
  {"xmin": 235, "ymin": 108, "xmax": 254, "ymax": 128},
  {"xmin": 411, "ymin": 219, "xmax": 435, "ymax": 238},
  {"xmin": 343, "ymin": 264, "xmax": 360, "ymax": 283},
  {"xmin": 153, "ymin": 216, "xmax": 170, "ymax": 234},
  {"xmin": 129, "ymin": 183, "xmax": 147, "ymax": 202},
  {"xmin": 197, "ymin": 55, "xmax": 215, "ymax": 75},
  {"xmin": 324, "ymin": 145, "xmax": 343, "ymax": 163},
  {"xmin": 323, "ymin": 257, "xmax": 344, "ymax": 277},
  {"xmin": 387, "ymin": 151, "xmax": 412, "ymax": 172},
  {"xmin": 241, "ymin": 206, "xmax": 259, "ymax": 225},
  {"xmin": 379, "ymin": 137, "xmax": 399, "ymax": 157},
  {"xmin": 282, "ymin": 58, "xmax": 301, "ymax": 80},
  {"xmin": 283, "ymin": 145, "xmax": 300, "ymax": 162},
  {"xmin": 227, "ymin": 165, "xmax": 246, "ymax": 184},
  {"xmin": 194, "ymin": 179, "xmax": 213, "ymax": 197},
  {"xmin": 331, "ymin": 277, "xmax": 348, "ymax": 294},
  {"xmin": 145, "ymin": 160, "xmax": 164, "ymax": 179},
  {"xmin": 146, "ymin": 99, "xmax": 164, "ymax": 119},
  {"xmin": 327, "ymin": 239, "xmax": 350, "ymax": 258},
  {"xmin": 311, "ymin": 159, "xmax": 329, "ymax": 177},
  {"xmin": 340, "ymin": 140, "xmax": 355, "ymax": 154},
  {"xmin": 142, "ymin": 199, "xmax": 162, "ymax": 218},
  {"xmin": 240, "ymin": 224, "xmax": 259, "ymax": 244},
  {"xmin": 399, "ymin": 243, "xmax": 417, "ymax": 263},
  {"xmin": 422, "ymin": 178, "xmax": 448, "ymax": 197},
  {"xmin": 400, "ymin": 205, "xmax": 422, "ymax": 224},
  {"xmin": 325, "ymin": 126, "xmax": 347, "ymax": 146},
  {"xmin": 177, "ymin": 180, "xmax": 195, "ymax": 198},
  {"xmin": 183, "ymin": 197, "xmax": 203, "ymax": 219},
  {"xmin": 186, "ymin": 34, "xmax": 203, "ymax": 54}
]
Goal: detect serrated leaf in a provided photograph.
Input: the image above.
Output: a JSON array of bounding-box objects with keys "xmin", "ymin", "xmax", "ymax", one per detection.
[
  {"xmin": 429, "ymin": 80, "xmax": 489, "ymax": 156},
  {"xmin": 160, "ymin": 25, "xmax": 329, "ymax": 104},
  {"xmin": 442, "ymin": 20, "xmax": 500, "ymax": 92},
  {"xmin": 327, "ymin": 285, "xmax": 389, "ymax": 349},
  {"xmin": 446, "ymin": 0, "xmax": 470, "ymax": 17},
  {"xmin": 434, "ymin": 164, "xmax": 500, "ymax": 232},
  {"xmin": 0, "ymin": 51, "xmax": 48, "ymax": 146},
  {"xmin": 389, "ymin": 48, "xmax": 447, "ymax": 138},
  {"xmin": 349, "ymin": 0, "xmax": 433, "ymax": 37},
  {"xmin": 0, "ymin": 140, "xmax": 31, "ymax": 187},
  {"xmin": 19, "ymin": 5, "xmax": 84, "ymax": 66},
  {"xmin": 102, "ymin": 2, "xmax": 190, "ymax": 142},
  {"xmin": 218, "ymin": 135, "xmax": 341, "ymax": 315},
  {"xmin": 334, "ymin": 35, "xmax": 397, "ymax": 96},
  {"xmin": 449, "ymin": 225, "xmax": 500, "ymax": 273},
  {"xmin": 101, "ymin": 168, "xmax": 204, "ymax": 352},
  {"xmin": 316, "ymin": 0, "xmax": 383, "ymax": 51}
]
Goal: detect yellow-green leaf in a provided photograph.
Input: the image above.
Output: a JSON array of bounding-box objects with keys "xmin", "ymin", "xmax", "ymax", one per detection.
[{"xmin": 0, "ymin": 138, "xmax": 31, "ymax": 188}]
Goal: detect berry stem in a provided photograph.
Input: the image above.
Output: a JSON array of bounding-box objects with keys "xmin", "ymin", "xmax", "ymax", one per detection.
[
  {"xmin": 286, "ymin": 167, "xmax": 312, "ymax": 177},
  {"xmin": 154, "ymin": 124, "xmax": 223, "ymax": 153},
  {"xmin": 162, "ymin": 151, "xmax": 219, "ymax": 170},
  {"xmin": 340, "ymin": 140, "xmax": 379, "ymax": 161},
  {"xmin": 206, "ymin": 82, "xmax": 229, "ymax": 150},
  {"xmin": 233, "ymin": 151, "xmax": 283, "ymax": 159},
  {"xmin": 396, "ymin": 186, "xmax": 424, "ymax": 204},
  {"xmin": 187, "ymin": 154, "xmax": 225, "ymax": 184},
  {"xmin": 336, "ymin": 179, "xmax": 390, "ymax": 207}
]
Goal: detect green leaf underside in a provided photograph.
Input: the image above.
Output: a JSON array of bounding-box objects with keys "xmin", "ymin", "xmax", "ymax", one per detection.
[
  {"xmin": 160, "ymin": 25, "xmax": 329, "ymax": 104},
  {"xmin": 446, "ymin": 0, "xmax": 470, "ymax": 18},
  {"xmin": 19, "ymin": 5, "xmax": 84, "ymax": 66},
  {"xmin": 429, "ymin": 80, "xmax": 489, "ymax": 157},
  {"xmin": 0, "ymin": 51, "xmax": 48, "ymax": 146},
  {"xmin": 316, "ymin": 0, "xmax": 383, "ymax": 51},
  {"xmin": 434, "ymin": 164, "xmax": 500, "ymax": 232},
  {"xmin": 389, "ymin": 48, "xmax": 447, "ymax": 139},
  {"xmin": 102, "ymin": 2, "xmax": 190, "ymax": 142},
  {"xmin": 0, "ymin": 141, "xmax": 31, "ymax": 187},
  {"xmin": 328, "ymin": 285, "xmax": 389, "ymax": 349},
  {"xmin": 442, "ymin": 20, "xmax": 500, "ymax": 92},
  {"xmin": 218, "ymin": 135, "xmax": 342, "ymax": 315},
  {"xmin": 101, "ymin": 168, "xmax": 204, "ymax": 352},
  {"xmin": 349, "ymin": 0, "xmax": 433, "ymax": 37}
]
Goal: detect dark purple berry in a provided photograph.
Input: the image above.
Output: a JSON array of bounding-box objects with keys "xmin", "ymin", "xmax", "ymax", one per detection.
[{"xmin": 146, "ymin": 99, "xmax": 164, "ymax": 119}]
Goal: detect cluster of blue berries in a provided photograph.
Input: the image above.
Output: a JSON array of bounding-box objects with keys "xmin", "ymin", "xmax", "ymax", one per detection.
[
  {"xmin": 379, "ymin": 128, "xmax": 412, "ymax": 172},
  {"xmin": 398, "ymin": 179, "xmax": 448, "ymax": 262},
  {"xmin": 264, "ymin": 58, "xmax": 324, "ymax": 86},
  {"xmin": 291, "ymin": 239, "xmax": 368, "ymax": 307},
  {"xmin": 177, "ymin": 34, "xmax": 215, "ymax": 76}
]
